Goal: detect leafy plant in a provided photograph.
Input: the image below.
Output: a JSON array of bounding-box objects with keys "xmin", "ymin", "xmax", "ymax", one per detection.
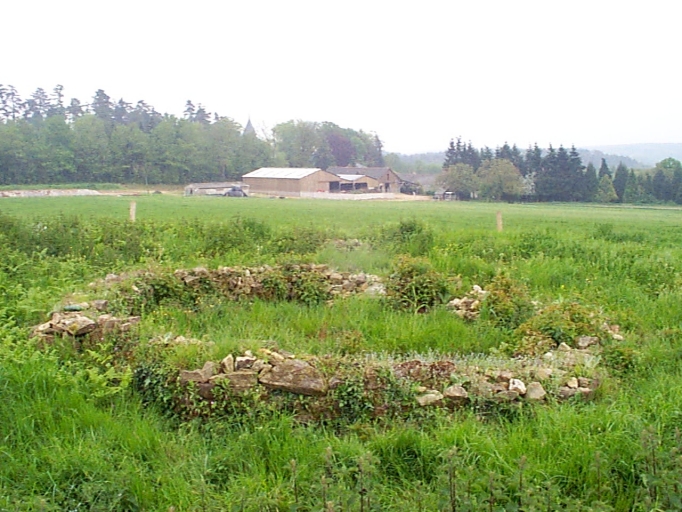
[
  {"xmin": 385, "ymin": 256, "xmax": 452, "ymax": 312},
  {"xmin": 480, "ymin": 272, "xmax": 535, "ymax": 329}
]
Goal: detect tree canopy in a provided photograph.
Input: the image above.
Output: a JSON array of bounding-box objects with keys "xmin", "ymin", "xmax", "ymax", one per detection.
[{"xmin": 0, "ymin": 84, "xmax": 383, "ymax": 185}]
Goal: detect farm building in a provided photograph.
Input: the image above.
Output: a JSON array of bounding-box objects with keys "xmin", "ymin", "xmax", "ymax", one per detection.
[
  {"xmin": 327, "ymin": 167, "xmax": 402, "ymax": 192},
  {"xmin": 184, "ymin": 182, "xmax": 249, "ymax": 196},
  {"xmin": 333, "ymin": 174, "xmax": 380, "ymax": 192},
  {"xmin": 242, "ymin": 168, "xmax": 341, "ymax": 197}
]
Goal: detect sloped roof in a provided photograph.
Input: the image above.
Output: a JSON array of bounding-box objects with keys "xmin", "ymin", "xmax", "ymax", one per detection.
[
  {"xmin": 243, "ymin": 168, "xmax": 322, "ymax": 179},
  {"xmin": 328, "ymin": 166, "xmax": 398, "ymax": 181},
  {"xmin": 186, "ymin": 182, "xmax": 240, "ymax": 189},
  {"xmin": 243, "ymin": 118, "xmax": 256, "ymax": 136},
  {"xmin": 337, "ymin": 174, "xmax": 367, "ymax": 182}
]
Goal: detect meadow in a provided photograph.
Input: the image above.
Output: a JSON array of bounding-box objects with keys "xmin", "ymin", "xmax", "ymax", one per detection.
[{"xmin": 1, "ymin": 195, "xmax": 682, "ymax": 511}]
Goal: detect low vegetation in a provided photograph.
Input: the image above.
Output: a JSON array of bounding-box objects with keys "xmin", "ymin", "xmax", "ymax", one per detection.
[{"xmin": 1, "ymin": 196, "xmax": 682, "ymax": 510}]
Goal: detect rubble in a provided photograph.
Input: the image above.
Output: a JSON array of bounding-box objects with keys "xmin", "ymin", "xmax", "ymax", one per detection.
[
  {"xmin": 170, "ymin": 264, "xmax": 384, "ymax": 302},
  {"xmin": 446, "ymin": 285, "xmax": 488, "ymax": 320}
]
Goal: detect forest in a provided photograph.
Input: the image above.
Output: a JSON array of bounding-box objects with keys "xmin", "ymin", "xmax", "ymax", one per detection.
[
  {"xmin": 439, "ymin": 138, "xmax": 682, "ymax": 204},
  {"xmin": 1, "ymin": 84, "xmax": 682, "ymax": 205},
  {"xmin": 0, "ymin": 85, "xmax": 383, "ymax": 185}
]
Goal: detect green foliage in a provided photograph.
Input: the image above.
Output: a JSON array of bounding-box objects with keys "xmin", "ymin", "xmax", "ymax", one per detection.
[
  {"xmin": 513, "ymin": 301, "xmax": 603, "ymax": 355},
  {"xmin": 481, "ymin": 273, "xmax": 535, "ymax": 329},
  {"xmin": 477, "ymin": 159, "xmax": 524, "ymax": 201},
  {"xmin": 271, "ymin": 225, "xmax": 327, "ymax": 255},
  {"xmin": 379, "ymin": 218, "xmax": 434, "ymax": 256},
  {"xmin": 385, "ymin": 256, "xmax": 451, "ymax": 312},
  {"xmin": 436, "ymin": 163, "xmax": 477, "ymax": 200},
  {"xmin": 5, "ymin": 198, "xmax": 682, "ymax": 509},
  {"xmin": 332, "ymin": 377, "xmax": 375, "ymax": 422},
  {"xmin": 201, "ymin": 216, "xmax": 271, "ymax": 257},
  {"xmin": 287, "ymin": 266, "xmax": 331, "ymax": 306},
  {"xmin": 601, "ymin": 343, "xmax": 639, "ymax": 374},
  {"xmin": 596, "ymin": 175, "xmax": 618, "ymax": 203}
]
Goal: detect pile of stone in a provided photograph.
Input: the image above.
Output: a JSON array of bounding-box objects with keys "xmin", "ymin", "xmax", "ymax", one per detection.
[
  {"xmin": 446, "ymin": 285, "xmax": 488, "ymax": 320},
  {"xmin": 332, "ymin": 238, "xmax": 364, "ymax": 251},
  {"xmin": 327, "ymin": 271, "xmax": 384, "ymax": 297},
  {"xmin": 172, "ymin": 264, "xmax": 384, "ymax": 301},
  {"xmin": 148, "ymin": 334, "xmax": 213, "ymax": 347},
  {"xmin": 31, "ymin": 302, "xmax": 140, "ymax": 343},
  {"xmin": 176, "ymin": 341, "xmax": 602, "ymax": 411},
  {"xmin": 602, "ymin": 322, "xmax": 624, "ymax": 341},
  {"xmin": 179, "ymin": 348, "xmax": 327, "ymax": 400}
]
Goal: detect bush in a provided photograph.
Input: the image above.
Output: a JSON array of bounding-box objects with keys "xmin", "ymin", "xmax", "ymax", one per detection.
[
  {"xmin": 513, "ymin": 301, "xmax": 604, "ymax": 355},
  {"xmin": 385, "ymin": 256, "xmax": 452, "ymax": 312},
  {"xmin": 481, "ymin": 273, "xmax": 535, "ymax": 329},
  {"xmin": 270, "ymin": 226, "xmax": 327, "ymax": 255},
  {"xmin": 379, "ymin": 218, "xmax": 434, "ymax": 256}
]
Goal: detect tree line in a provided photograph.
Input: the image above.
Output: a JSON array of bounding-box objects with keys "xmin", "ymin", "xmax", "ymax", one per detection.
[
  {"xmin": 0, "ymin": 85, "xmax": 383, "ymax": 185},
  {"xmin": 438, "ymin": 137, "xmax": 682, "ymax": 203}
]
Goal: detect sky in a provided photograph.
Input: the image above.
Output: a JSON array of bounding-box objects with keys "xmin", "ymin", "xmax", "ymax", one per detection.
[{"xmin": 2, "ymin": 0, "xmax": 680, "ymax": 154}]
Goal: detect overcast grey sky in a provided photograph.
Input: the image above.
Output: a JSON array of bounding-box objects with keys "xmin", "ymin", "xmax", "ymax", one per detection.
[{"xmin": 3, "ymin": 0, "xmax": 679, "ymax": 154}]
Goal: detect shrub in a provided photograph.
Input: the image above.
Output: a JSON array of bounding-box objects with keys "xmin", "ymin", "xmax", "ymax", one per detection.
[
  {"xmin": 513, "ymin": 301, "xmax": 603, "ymax": 355},
  {"xmin": 271, "ymin": 226, "xmax": 327, "ymax": 255},
  {"xmin": 201, "ymin": 216, "xmax": 271, "ymax": 257},
  {"xmin": 385, "ymin": 256, "xmax": 452, "ymax": 312},
  {"xmin": 287, "ymin": 267, "xmax": 331, "ymax": 305},
  {"xmin": 481, "ymin": 273, "xmax": 535, "ymax": 329},
  {"xmin": 379, "ymin": 218, "xmax": 434, "ymax": 256}
]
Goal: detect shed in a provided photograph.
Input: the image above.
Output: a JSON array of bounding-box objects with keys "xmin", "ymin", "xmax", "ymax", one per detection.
[
  {"xmin": 334, "ymin": 174, "xmax": 380, "ymax": 192},
  {"xmin": 327, "ymin": 167, "xmax": 402, "ymax": 192},
  {"xmin": 242, "ymin": 168, "xmax": 341, "ymax": 197},
  {"xmin": 184, "ymin": 182, "xmax": 248, "ymax": 196}
]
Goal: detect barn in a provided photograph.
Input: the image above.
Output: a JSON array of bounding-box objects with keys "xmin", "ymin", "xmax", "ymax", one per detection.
[
  {"xmin": 327, "ymin": 167, "xmax": 402, "ymax": 192},
  {"xmin": 333, "ymin": 174, "xmax": 380, "ymax": 192},
  {"xmin": 242, "ymin": 168, "xmax": 340, "ymax": 197}
]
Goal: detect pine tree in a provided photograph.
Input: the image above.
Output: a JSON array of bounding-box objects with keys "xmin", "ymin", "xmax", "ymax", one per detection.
[
  {"xmin": 595, "ymin": 175, "xmax": 618, "ymax": 202},
  {"xmin": 598, "ymin": 158, "xmax": 611, "ymax": 179},
  {"xmin": 612, "ymin": 163, "xmax": 629, "ymax": 202},
  {"xmin": 583, "ymin": 162, "xmax": 599, "ymax": 201},
  {"xmin": 183, "ymin": 100, "xmax": 196, "ymax": 121},
  {"xmin": 524, "ymin": 144, "xmax": 543, "ymax": 177},
  {"xmin": 443, "ymin": 139, "xmax": 457, "ymax": 168}
]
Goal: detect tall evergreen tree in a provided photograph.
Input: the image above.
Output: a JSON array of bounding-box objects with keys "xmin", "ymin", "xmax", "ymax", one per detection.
[
  {"xmin": 583, "ymin": 162, "xmax": 599, "ymax": 202},
  {"xmin": 598, "ymin": 158, "xmax": 611, "ymax": 179},
  {"xmin": 524, "ymin": 144, "xmax": 543, "ymax": 177},
  {"xmin": 91, "ymin": 89, "xmax": 114, "ymax": 135},
  {"xmin": 612, "ymin": 163, "xmax": 629, "ymax": 202},
  {"xmin": 443, "ymin": 138, "xmax": 458, "ymax": 168}
]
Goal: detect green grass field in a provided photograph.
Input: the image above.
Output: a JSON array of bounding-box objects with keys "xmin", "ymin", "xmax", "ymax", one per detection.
[{"xmin": 1, "ymin": 195, "xmax": 682, "ymax": 511}]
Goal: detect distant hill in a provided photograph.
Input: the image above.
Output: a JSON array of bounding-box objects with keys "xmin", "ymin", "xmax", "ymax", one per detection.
[
  {"xmin": 393, "ymin": 149, "xmax": 648, "ymax": 173},
  {"xmin": 396, "ymin": 152, "xmax": 444, "ymax": 166},
  {"xmin": 576, "ymin": 149, "xmax": 646, "ymax": 170},
  {"xmin": 583, "ymin": 144, "xmax": 682, "ymax": 167},
  {"xmin": 392, "ymin": 143, "xmax": 682, "ymax": 175}
]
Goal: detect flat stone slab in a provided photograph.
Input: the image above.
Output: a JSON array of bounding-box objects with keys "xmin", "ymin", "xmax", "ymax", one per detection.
[{"xmin": 258, "ymin": 359, "xmax": 327, "ymax": 396}]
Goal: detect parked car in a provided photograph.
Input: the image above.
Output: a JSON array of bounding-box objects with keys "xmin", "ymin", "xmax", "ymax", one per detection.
[{"xmin": 224, "ymin": 186, "xmax": 247, "ymax": 197}]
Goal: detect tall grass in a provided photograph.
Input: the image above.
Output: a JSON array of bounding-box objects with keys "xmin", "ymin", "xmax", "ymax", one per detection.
[{"xmin": 1, "ymin": 197, "xmax": 682, "ymax": 510}]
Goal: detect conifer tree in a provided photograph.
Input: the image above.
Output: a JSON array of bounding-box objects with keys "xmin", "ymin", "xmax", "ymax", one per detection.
[
  {"xmin": 583, "ymin": 162, "xmax": 599, "ymax": 201},
  {"xmin": 595, "ymin": 175, "xmax": 618, "ymax": 202},
  {"xmin": 612, "ymin": 163, "xmax": 629, "ymax": 202},
  {"xmin": 598, "ymin": 158, "xmax": 611, "ymax": 179}
]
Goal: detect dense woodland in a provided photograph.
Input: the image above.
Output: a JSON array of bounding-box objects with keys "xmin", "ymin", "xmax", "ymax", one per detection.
[
  {"xmin": 438, "ymin": 138, "xmax": 682, "ymax": 203},
  {"xmin": 0, "ymin": 85, "xmax": 383, "ymax": 185},
  {"xmin": 1, "ymin": 84, "xmax": 681, "ymax": 204}
]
